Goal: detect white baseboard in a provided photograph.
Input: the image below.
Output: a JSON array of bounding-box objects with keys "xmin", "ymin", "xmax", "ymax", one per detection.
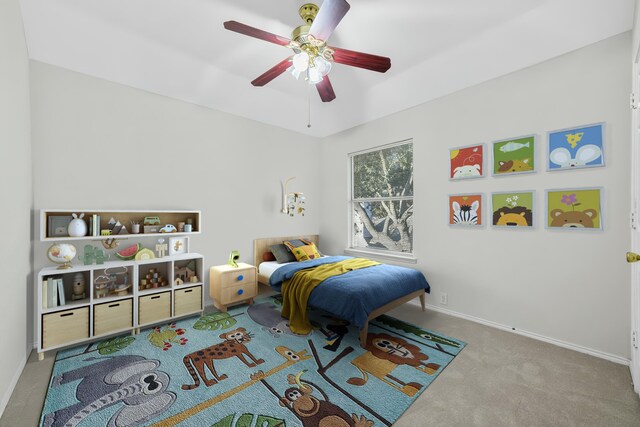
[
  {"xmin": 418, "ymin": 301, "xmax": 630, "ymax": 366},
  {"xmin": 0, "ymin": 352, "xmax": 29, "ymax": 419}
]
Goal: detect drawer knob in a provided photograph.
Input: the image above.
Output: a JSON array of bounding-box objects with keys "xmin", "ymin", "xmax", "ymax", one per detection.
[
  {"xmin": 237, "ymin": 289, "xmax": 244, "ymax": 295},
  {"xmin": 237, "ymin": 275, "xmax": 244, "ymax": 281}
]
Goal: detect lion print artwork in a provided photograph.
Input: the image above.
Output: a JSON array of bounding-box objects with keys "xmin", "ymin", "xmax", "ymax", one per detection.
[
  {"xmin": 181, "ymin": 327, "xmax": 264, "ymax": 390},
  {"xmin": 347, "ymin": 333, "xmax": 440, "ymax": 397}
]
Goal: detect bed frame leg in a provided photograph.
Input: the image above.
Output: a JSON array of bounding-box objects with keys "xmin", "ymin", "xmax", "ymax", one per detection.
[
  {"xmin": 359, "ymin": 323, "xmax": 369, "ymax": 348},
  {"xmin": 419, "ymin": 293, "xmax": 425, "ymax": 312}
]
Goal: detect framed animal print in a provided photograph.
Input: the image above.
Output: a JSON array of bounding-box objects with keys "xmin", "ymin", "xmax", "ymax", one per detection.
[
  {"xmin": 491, "ymin": 191, "xmax": 535, "ymax": 228},
  {"xmin": 449, "ymin": 143, "xmax": 485, "ymax": 180},
  {"xmin": 492, "ymin": 135, "xmax": 536, "ymax": 176},
  {"xmin": 448, "ymin": 193, "xmax": 484, "ymax": 227},
  {"xmin": 546, "ymin": 188, "xmax": 603, "ymax": 230},
  {"xmin": 547, "ymin": 123, "xmax": 605, "ymax": 171}
]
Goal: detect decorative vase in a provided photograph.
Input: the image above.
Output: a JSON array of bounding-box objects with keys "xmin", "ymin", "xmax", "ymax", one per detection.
[
  {"xmin": 68, "ymin": 213, "xmax": 88, "ymax": 237},
  {"xmin": 47, "ymin": 243, "xmax": 77, "ymax": 269}
]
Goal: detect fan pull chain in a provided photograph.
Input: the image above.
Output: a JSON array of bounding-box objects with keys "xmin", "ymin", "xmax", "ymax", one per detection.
[{"xmin": 307, "ymin": 83, "xmax": 312, "ymax": 128}]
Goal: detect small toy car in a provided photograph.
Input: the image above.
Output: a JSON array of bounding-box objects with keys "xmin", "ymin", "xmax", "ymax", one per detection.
[
  {"xmin": 159, "ymin": 224, "xmax": 177, "ymax": 233},
  {"xmin": 144, "ymin": 216, "xmax": 161, "ymax": 225}
]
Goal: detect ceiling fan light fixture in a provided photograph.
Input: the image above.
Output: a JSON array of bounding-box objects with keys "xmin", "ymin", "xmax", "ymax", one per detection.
[
  {"xmin": 314, "ymin": 55, "xmax": 332, "ymax": 76},
  {"xmin": 292, "ymin": 51, "xmax": 310, "ymax": 72},
  {"xmin": 289, "ymin": 66, "xmax": 303, "ymax": 80},
  {"xmin": 307, "ymin": 67, "xmax": 323, "ymax": 84}
]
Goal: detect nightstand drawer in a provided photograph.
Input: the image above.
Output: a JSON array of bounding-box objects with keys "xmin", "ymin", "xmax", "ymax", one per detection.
[
  {"xmin": 94, "ymin": 298, "xmax": 133, "ymax": 336},
  {"xmin": 42, "ymin": 307, "xmax": 89, "ymax": 349},
  {"xmin": 174, "ymin": 286, "xmax": 202, "ymax": 317},
  {"xmin": 221, "ymin": 283, "xmax": 257, "ymax": 305},
  {"xmin": 139, "ymin": 292, "xmax": 171, "ymax": 325},
  {"xmin": 218, "ymin": 268, "xmax": 256, "ymax": 288}
]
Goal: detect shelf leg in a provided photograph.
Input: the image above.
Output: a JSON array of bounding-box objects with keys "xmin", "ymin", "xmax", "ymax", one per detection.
[
  {"xmin": 131, "ymin": 329, "xmax": 135, "ymax": 336},
  {"xmin": 136, "ymin": 328, "xmax": 140, "ymax": 335},
  {"xmin": 38, "ymin": 352, "xmax": 44, "ymax": 361}
]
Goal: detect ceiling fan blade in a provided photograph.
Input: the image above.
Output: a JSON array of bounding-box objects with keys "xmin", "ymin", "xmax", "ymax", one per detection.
[
  {"xmin": 251, "ymin": 57, "xmax": 293, "ymax": 87},
  {"xmin": 331, "ymin": 47, "xmax": 391, "ymax": 73},
  {"xmin": 309, "ymin": 0, "xmax": 351, "ymax": 42},
  {"xmin": 223, "ymin": 21, "xmax": 291, "ymax": 46},
  {"xmin": 316, "ymin": 76, "xmax": 336, "ymax": 102}
]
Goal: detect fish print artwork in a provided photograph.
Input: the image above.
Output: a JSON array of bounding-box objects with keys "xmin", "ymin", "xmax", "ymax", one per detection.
[
  {"xmin": 492, "ymin": 135, "xmax": 536, "ymax": 176},
  {"xmin": 499, "ymin": 141, "xmax": 530, "ymax": 153}
]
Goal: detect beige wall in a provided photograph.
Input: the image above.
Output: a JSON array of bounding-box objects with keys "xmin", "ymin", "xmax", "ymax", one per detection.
[
  {"xmin": 29, "ymin": 61, "xmax": 320, "ymax": 312},
  {"xmin": 634, "ymin": 0, "xmax": 639, "ymax": 60},
  {"xmin": 0, "ymin": 0, "xmax": 33, "ymax": 415},
  {"xmin": 319, "ymin": 33, "xmax": 632, "ymax": 359}
]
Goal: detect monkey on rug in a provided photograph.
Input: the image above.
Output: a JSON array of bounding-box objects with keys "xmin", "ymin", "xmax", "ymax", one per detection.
[{"xmin": 276, "ymin": 370, "xmax": 373, "ymax": 427}]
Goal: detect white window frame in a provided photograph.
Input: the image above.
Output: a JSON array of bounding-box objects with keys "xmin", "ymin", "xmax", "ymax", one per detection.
[{"xmin": 347, "ymin": 139, "xmax": 416, "ymax": 263}]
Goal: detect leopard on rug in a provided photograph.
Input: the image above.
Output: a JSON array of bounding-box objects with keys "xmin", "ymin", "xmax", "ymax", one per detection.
[{"xmin": 181, "ymin": 327, "xmax": 265, "ymax": 390}]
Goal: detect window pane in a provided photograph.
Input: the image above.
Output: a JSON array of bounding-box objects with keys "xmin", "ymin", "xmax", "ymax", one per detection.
[
  {"xmin": 353, "ymin": 143, "xmax": 413, "ymax": 199},
  {"xmin": 353, "ymin": 200, "xmax": 413, "ymax": 253}
]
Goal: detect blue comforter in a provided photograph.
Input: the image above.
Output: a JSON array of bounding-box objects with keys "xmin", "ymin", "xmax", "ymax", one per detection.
[{"xmin": 269, "ymin": 256, "xmax": 430, "ymax": 328}]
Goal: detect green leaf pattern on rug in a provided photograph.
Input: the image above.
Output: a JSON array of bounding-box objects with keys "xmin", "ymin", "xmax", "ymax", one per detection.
[
  {"xmin": 375, "ymin": 314, "xmax": 461, "ymax": 348},
  {"xmin": 193, "ymin": 312, "xmax": 237, "ymax": 331},
  {"xmin": 96, "ymin": 336, "xmax": 135, "ymax": 355},
  {"xmin": 211, "ymin": 413, "xmax": 286, "ymax": 427}
]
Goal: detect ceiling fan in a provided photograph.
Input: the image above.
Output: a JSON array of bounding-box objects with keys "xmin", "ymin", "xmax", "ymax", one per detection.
[{"xmin": 223, "ymin": 0, "xmax": 391, "ymax": 103}]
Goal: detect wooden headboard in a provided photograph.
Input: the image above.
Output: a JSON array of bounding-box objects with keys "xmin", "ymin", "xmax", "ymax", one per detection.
[{"xmin": 253, "ymin": 235, "xmax": 319, "ymax": 268}]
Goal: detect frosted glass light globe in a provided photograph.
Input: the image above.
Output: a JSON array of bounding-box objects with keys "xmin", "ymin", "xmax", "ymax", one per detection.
[
  {"xmin": 307, "ymin": 67, "xmax": 323, "ymax": 84},
  {"xmin": 314, "ymin": 56, "xmax": 332, "ymax": 76},
  {"xmin": 292, "ymin": 52, "xmax": 309, "ymax": 71}
]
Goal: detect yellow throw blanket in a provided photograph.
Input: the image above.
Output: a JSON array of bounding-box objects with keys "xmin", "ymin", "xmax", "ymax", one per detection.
[{"xmin": 281, "ymin": 258, "xmax": 380, "ymax": 334}]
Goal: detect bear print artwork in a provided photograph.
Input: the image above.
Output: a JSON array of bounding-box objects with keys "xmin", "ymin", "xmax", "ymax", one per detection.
[{"xmin": 547, "ymin": 189, "xmax": 602, "ymax": 230}]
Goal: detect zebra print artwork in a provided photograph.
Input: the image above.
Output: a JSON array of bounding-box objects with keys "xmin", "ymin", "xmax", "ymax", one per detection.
[{"xmin": 449, "ymin": 195, "xmax": 483, "ymax": 226}]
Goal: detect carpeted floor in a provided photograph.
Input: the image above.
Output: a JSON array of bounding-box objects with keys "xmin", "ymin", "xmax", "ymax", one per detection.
[
  {"xmin": 37, "ymin": 296, "xmax": 465, "ymax": 427},
  {"xmin": 2, "ymin": 298, "xmax": 640, "ymax": 426}
]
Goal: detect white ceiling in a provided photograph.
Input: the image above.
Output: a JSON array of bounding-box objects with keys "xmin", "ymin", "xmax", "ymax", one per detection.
[{"xmin": 20, "ymin": 0, "xmax": 634, "ymax": 138}]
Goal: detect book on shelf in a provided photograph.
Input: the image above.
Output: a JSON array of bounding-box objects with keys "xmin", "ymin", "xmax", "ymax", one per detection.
[
  {"xmin": 46, "ymin": 277, "xmax": 57, "ymax": 308},
  {"xmin": 57, "ymin": 278, "xmax": 65, "ymax": 306},
  {"xmin": 91, "ymin": 214, "xmax": 101, "ymax": 236},
  {"xmin": 42, "ymin": 280, "xmax": 47, "ymax": 309}
]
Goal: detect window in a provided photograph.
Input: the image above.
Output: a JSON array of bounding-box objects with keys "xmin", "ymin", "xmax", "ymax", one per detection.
[{"xmin": 350, "ymin": 140, "xmax": 413, "ymax": 256}]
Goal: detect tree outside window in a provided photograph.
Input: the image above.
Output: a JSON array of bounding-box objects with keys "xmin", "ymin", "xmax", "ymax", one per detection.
[{"xmin": 351, "ymin": 141, "xmax": 413, "ymax": 254}]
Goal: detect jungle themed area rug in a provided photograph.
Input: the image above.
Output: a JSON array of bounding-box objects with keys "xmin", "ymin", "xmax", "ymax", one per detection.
[{"xmin": 40, "ymin": 296, "xmax": 465, "ymax": 427}]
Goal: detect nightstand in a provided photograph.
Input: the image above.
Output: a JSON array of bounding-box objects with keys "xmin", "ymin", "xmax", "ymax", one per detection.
[{"xmin": 209, "ymin": 263, "xmax": 257, "ymax": 312}]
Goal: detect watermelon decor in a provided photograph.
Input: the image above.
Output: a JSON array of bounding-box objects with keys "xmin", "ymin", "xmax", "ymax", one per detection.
[{"xmin": 115, "ymin": 243, "xmax": 142, "ymax": 260}]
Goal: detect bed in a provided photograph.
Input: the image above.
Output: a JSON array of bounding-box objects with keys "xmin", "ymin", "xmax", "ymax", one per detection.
[{"xmin": 253, "ymin": 235, "xmax": 429, "ymax": 347}]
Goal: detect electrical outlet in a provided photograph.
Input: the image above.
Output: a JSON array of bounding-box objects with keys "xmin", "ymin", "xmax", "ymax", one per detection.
[{"xmin": 440, "ymin": 292, "xmax": 448, "ymax": 305}]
